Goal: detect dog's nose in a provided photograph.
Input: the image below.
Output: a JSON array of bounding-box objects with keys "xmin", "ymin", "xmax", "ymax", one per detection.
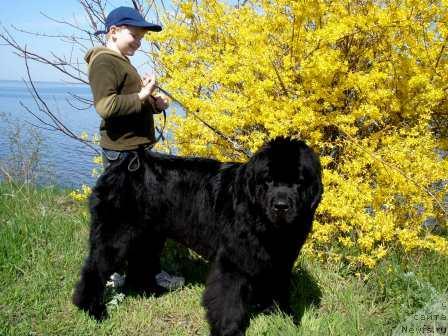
[{"xmin": 273, "ymin": 201, "xmax": 289, "ymax": 212}]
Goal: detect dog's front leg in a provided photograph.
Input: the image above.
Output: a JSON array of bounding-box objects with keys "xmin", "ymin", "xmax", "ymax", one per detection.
[
  {"xmin": 202, "ymin": 256, "xmax": 251, "ymax": 336},
  {"xmin": 73, "ymin": 191, "xmax": 132, "ymax": 320}
]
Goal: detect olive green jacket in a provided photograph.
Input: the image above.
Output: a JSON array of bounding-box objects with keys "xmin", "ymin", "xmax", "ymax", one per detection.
[{"xmin": 85, "ymin": 47, "xmax": 160, "ymax": 150}]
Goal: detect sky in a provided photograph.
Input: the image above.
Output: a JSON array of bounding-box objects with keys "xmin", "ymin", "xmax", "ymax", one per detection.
[{"xmin": 0, "ymin": 0, "xmax": 164, "ymax": 82}]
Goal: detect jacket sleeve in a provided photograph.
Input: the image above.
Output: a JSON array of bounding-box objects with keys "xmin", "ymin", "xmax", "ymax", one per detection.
[
  {"xmin": 144, "ymin": 95, "xmax": 163, "ymax": 115},
  {"xmin": 89, "ymin": 60, "xmax": 142, "ymax": 119}
]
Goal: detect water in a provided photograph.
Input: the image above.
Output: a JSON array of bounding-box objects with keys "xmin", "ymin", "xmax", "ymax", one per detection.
[{"xmin": 0, "ymin": 80, "xmax": 100, "ymax": 188}]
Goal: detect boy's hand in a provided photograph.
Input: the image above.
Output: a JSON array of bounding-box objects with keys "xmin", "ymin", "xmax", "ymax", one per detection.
[
  {"xmin": 154, "ymin": 93, "xmax": 169, "ymax": 111},
  {"xmin": 138, "ymin": 73, "xmax": 157, "ymax": 101},
  {"xmin": 141, "ymin": 73, "xmax": 154, "ymax": 86}
]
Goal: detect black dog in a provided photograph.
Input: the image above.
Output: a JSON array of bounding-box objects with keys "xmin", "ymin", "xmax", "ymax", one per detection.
[{"xmin": 73, "ymin": 137, "xmax": 323, "ymax": 336}]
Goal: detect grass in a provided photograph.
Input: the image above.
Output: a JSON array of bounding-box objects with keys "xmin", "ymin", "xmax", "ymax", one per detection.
[{"xmin": 0, "ymin": 182, "xmax": 447, "ymax": 336}]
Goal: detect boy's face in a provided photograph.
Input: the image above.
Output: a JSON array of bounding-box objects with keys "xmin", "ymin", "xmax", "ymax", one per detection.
[{"xmin": 109, "ymin": 25, "xmax": 148, "ymax": 56}]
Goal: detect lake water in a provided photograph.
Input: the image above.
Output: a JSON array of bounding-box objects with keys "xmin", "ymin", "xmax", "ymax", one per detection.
[{"xmin": 0, "ymin": 80, "xmax": 103, "ymax": 188}]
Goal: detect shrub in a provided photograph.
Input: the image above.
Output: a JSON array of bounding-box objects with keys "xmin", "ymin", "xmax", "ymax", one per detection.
[{"xmin": 149, "ymin": 0, "xmax": 448, "ymax": 267}]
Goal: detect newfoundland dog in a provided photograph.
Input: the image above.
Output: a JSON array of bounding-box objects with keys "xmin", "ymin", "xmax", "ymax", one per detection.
[{"xmin": 73, "ymin": 136, "xmax": 323, "ymax": 336}]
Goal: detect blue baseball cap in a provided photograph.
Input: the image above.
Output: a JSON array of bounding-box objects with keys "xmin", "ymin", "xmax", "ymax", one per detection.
[{"xmin": 94, "ymin": 6, "xmax": 162, "ymax": 35}]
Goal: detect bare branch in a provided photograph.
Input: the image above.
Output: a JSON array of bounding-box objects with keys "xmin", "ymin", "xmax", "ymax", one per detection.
[
  {"xmin": 10, "ymin": 25, "xmax": 91, "ymax": 42},
  {"xmin": 132, "ymin": 0, "xmax": 143, "ymax": 12},
  {"xmin": 156, "ymin": 86, "xmax": 251, "ymax": 158},
  {"xmin": 0, "ymin": 27, "xmax": 88, "ymax": 84},
  {"xmin": 22, "ymin": 48, "xmax": 100, "ymax": 155},
  {"xmin": 270, "ymin": 58, "xmax": 290, "ymax": 97},
  {"xmin": 66, "ymin": 93, "xmax": 93, "ymax": 111},
  {"xmin": 39, "ymin": 12, "xmax": 96, "ymax": 37},
  {"xmin": 2, "ymin": 0, "xmax": 250, "ymax": 161}
]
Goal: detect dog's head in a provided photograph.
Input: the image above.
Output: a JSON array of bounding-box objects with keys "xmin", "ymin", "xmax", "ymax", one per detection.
[{"xmin": 240, "ymin": 137, "xmax": 323, "ymax": 225}]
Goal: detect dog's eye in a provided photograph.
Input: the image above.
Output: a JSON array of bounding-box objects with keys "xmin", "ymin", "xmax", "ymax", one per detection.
[{"xmin": 293, "ymin": 182, "xmax": 302, "ymax": 189}]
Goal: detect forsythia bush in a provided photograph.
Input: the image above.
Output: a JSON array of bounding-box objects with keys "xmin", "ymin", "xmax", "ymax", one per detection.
[{"xmin": 150, "ymin": 0, "xmax": 448, "ymax": 268}]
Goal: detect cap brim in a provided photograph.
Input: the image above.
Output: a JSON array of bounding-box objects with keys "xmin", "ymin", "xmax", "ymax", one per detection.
[
  {"xmin": 121, "ymin": 19, "xmax": 162, "ymax": 32},
  {"xmin": 94, "ymin": 20, "xmax": 162, "ymax": 35},
  {"xmin": 139, "ymin": 23, "xmax": 163, "ymax": 32}
]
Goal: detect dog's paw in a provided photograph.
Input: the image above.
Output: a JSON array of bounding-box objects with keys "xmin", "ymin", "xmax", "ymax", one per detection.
[
  {"xmin": 89, "ymin": 303, "xmax": 108, "ymax": 321},
  {"xmin": 73, "ymin": 296, "xmax": 108, "ymax": 321}
]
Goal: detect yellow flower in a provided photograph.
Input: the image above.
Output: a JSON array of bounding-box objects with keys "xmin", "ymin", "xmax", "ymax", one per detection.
[
  {"xmin": 69, "ymin": 185, "xmax": 92, "ymax": 202},
  {"xmin": 93, "ymin": 155, "xmax": 103, "ymax": 165},
  {"xmin": 145, "ymin": 0, "xmax": 448, "ymax": 270}
]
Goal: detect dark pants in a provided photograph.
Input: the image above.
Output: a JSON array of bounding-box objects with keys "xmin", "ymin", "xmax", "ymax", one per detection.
[{"xmin": 102, "ymin": 145, "xmax": 153, "ymax": 171}]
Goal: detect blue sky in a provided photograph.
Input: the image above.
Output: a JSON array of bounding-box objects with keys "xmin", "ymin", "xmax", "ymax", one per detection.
[{"xmin": 0, "ymin": 0, "xmax": 163, "ymax": 81}]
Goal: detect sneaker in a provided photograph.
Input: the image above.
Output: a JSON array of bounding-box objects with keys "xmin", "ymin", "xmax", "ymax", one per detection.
[
  {"xmin": 155, "ymin": 270, "xmax": 185, "ymax": 290},
  {"xmin": 106, "ymin": 272, "xmax": 126, "ymax": 288}
]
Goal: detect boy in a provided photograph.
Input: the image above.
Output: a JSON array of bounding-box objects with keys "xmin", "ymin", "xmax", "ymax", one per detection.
[
  {"xmin": 86, "ymin": 6, "xmax": 167, "ymax": 158},
  {"xmin": 85, "ymin": 6, "xmax": 183, "ymax": 291}
]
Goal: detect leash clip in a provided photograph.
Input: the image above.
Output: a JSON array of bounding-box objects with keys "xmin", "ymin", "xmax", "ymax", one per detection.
[{"xmin": 127, "ymin": 152, "xmax": 140, "ymax": 172}]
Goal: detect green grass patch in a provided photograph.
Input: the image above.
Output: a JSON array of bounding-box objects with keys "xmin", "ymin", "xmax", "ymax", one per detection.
[{"xmin": 1, "ymin": 182, "xmax": 447, "ymax": 335}]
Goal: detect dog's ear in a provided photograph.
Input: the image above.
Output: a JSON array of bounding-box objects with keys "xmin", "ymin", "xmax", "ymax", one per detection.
[
  {"xmin": 234, "ymin": 165, "xmax": 257, "ymax": 205},
  {"xmin": 244, "ymin": 165, "xmax": 257, "ymax": 204},
  {"xmin": 301, "ymin": 146, "xmax": 323, "ymax": 211},
  {"xmin": 309, "ymin": 179, "xmax": 323, "ymax": 211}
]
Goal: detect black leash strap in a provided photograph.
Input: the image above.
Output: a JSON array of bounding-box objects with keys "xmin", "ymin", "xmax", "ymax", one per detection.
[
  {"xmin": 155, "ymin": 109, "xmax": 167, "ymax": 143},
  {"xmin": 156, "ymin": 86, "xmax": 251, "ymax": 158},
  {"xmin": 126, "ymin": 109, "xmax": 165, "ymax": 173}
]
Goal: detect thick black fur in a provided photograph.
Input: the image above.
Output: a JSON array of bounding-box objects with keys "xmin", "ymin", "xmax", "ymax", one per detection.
[{"xmin": 72, "ymin": 137, "xmax": 323, "ymax": 336}]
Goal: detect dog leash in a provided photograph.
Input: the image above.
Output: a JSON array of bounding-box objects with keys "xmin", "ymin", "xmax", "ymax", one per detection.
[
  {"xmin": 126, "ymin": 83, "xmax": 249, "ymax": 173},
  {"xmin": 156, "ymin": 86, "xmax": 251, "ymax": 158},
  {"xmin": 126, "ymin": 107, "xmax": 166, "ymax": 173},
  {"xmin": 154, "ymin": 108, "xmax": 167, "ymax": 143}
]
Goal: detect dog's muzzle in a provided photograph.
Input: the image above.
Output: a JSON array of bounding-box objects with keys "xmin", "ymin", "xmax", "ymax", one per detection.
[
  {"xmin": 268, "ymin": 186, "xmax": 297, "ymax": 222},
  {"xmin": 273, "ymin": 199, "xmax": 290, "ymax": 213}
]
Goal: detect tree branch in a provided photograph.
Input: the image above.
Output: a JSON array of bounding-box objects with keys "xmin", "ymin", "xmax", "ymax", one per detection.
[
  {"xmin": 1, "ymin": 0, "xmax": 250, "ymax": 161},
  {"xmin": 157, "ymin": 86, "xmax": 251, "ymax": 158},
  {"xmin": 22, "ymin": 48, "xmax": 100, "ymax": 155}
]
